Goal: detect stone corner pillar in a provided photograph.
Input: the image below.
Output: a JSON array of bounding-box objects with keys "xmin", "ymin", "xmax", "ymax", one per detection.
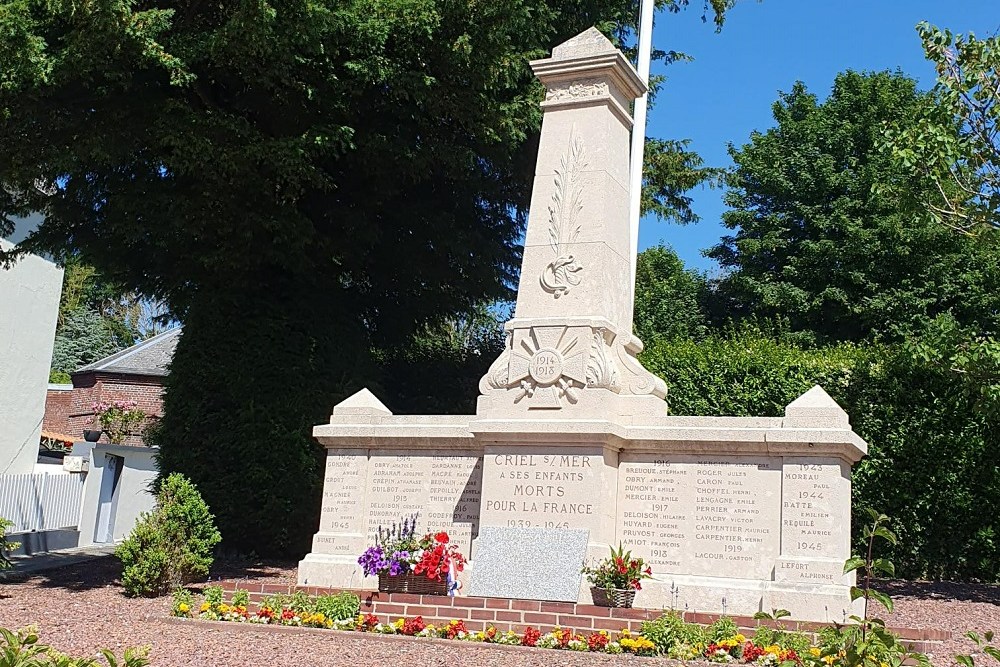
[{"xmin": 477, "ymin": 27, "xmax": 666, "ymax": 417}]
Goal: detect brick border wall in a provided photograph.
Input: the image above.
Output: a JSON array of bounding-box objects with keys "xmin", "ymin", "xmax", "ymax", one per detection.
[{"xmin": 217, "ymin": 581, "xmax": 949, "ymax": 653}]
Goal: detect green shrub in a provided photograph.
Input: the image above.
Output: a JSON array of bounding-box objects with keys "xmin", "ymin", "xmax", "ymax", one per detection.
[
  {"xmin": 204, "ymin": 585, "xmax": 224, "ymax": 605},
  {"xmin": 640, "ymin": 611, "xmax": 704, "ymax": 656},
  {"xmin": 643, "ymin": 325, "xmax": 1000, "ymax": 581},
  {"xmin": 707, "ymin": 617, "xmax": 739, "ymax": 643},
  {"xmin": 314, "ymin": 592, "xmax": 361, "ymax": 621},
  {"xmin": 752, "ymin": 624, "xmax": 812, "ymax": 653},
  {"xmin": 231, "ymin": 588, "xmax": 250, "ymax": 608},
  {"xmin": 116, "ymin": 473, "xmax": 222, "ymax": 597},
  {"xmin": 1, "ymin": 517, "xmax": 20, "ymax": 570}
]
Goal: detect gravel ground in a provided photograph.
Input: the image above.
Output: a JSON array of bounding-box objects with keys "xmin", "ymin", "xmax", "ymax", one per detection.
[{"xmin": 2, "ymin": 559, "xmax": 998, "ymax": 666}]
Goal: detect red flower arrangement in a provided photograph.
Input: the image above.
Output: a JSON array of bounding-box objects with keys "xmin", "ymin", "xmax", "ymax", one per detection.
[
  {"xmin": 412, "ymin": 532, "xmax": 467, "ymax": 581},
  {"xmin": 582, "ymin": 544, "xmax": 653, "ymax": 591},
  {"xmin": 443, "ymin": 619, "xmax": 468, "ymax": 639},
  {"xmin": 521, "ymin": 626, "xmax": 541, "ymax": 647},
  {"xmin": 742, "ymin": 641, "xmax": 765, "ymax": 662},
  {"xmin": 588, "ymin": 631, "xmax": 610, "ymax": 651},
  {"xmin": 401, "ymin": 616, "xmax": 426, "ymax": 636}
]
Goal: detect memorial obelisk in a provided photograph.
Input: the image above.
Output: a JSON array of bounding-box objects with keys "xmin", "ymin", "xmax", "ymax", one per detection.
[{"xmin": 476, "ymin": 27, "xmax": 667, "ymax": 418}]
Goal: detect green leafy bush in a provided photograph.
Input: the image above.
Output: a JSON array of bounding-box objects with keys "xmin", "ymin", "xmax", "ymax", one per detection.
[
  {"xmin": 314, "ymin": 592, "xmax": 361, "ymax": 621},
  {"xmin": 0, "ymin": 626, "xmax": 149, "ymax": 667},
  {"xmin": 639, "ymin": 611, "xmax": 706, "ymax": 656},
  {"xmin": 116, "ymin": 473, "xmax": 221, "ymax": 597},
  {"xmin": 1, "ymin": 517, "xmax": 20, "ymax": 570}
]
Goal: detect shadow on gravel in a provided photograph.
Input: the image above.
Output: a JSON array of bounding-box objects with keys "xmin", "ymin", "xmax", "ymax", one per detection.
[
  {"xmin": 10, "ymin": 557, "xmax": 121, "ymax": 593},
  {"xmin": 190, "ymin": 558, "xmax": 300, "ymax": 592},
  {"xmin": 5, "ymin": 556, "xmax": 298, "ymax": 596},
  {"xmin": 883, "ymin": 579, "xmax": 1000, "ymax": 605}
]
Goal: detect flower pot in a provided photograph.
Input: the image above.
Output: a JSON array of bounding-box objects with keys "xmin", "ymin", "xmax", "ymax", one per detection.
[
  {"xmin": 591, "ymin": 587, "xmax": 637, "ymax": 608},
  {"xmin": 83, "ymin": 429, "xmax": 102, "ymax": 443},
  {"xmin": 378, "ymin": 572, "xmax": 448, "ymax": 596}
]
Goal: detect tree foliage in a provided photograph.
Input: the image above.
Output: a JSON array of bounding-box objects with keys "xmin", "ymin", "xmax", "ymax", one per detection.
[
  {"xmin": 708, "ymin": 70, "xmax": 1000, "ymax": 344},
  {"xmin": 633, "ymin": 244, "xmax": 710, "ymax": 345},
  {"xmin": 49, "ymin": 259, "xmax": 171, "ymax": 379},
  {"xmin": 887, "ymin": 23, "xmax": 1000, "ymax": 234},
  {"xmin": 0, "ymin": 0, "xmax": 736, "ymax": 553}
]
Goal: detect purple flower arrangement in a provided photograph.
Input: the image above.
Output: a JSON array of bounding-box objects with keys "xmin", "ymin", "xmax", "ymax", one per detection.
[
  {"xmin": 358, "ymin": 516, "xmax": 420, "ymax": 577},
  {"xmin": 358, "ymin": 547, "xmax": 413, "ymax": 577}
]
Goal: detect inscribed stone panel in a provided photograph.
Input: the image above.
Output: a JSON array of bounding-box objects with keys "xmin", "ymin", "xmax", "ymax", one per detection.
[
  {"xmin": 479, "ymin": 447, "xmax": 607, "ymax": 534},
  {"xmin": 365, "ymin": 450, "xmax": 482, "ymax": 555},
  {"xmin": 313, "ymin": 448, "xmax": 368, "ymax": 556},
  {"xmin": 616, "ymin": 454, "xmax": 782, "ymax": 579}
]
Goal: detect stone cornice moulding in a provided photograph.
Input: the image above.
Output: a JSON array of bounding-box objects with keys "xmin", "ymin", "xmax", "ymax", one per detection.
[
  {"xmin": 312, "ymin": 412, "xmax": 868, "ymax": 463},
  {"xmin": 531, "ymin": 52, "xmax": 646, "ymax": 129}
]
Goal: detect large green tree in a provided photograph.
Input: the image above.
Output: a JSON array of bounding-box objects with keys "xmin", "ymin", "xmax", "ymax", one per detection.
[
  {"xmin": 888, "ymin": 23, "xmax": 1000, "ymax": 234},
  {"xmin": 0, "ymin": 0, "xmax": 738, "ymax": 553},
  {"xmin": 709, "ymin": 70, "xmax": 1000, "ymax": 344},
  {"xmin": 633, "ymin": 244, "xmax": 711, "ymax": 344}
]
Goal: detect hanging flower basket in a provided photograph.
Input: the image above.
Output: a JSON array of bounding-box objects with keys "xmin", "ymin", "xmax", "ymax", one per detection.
[
  {"xmin": 591, "ymin": 587, "xmax": 637, "ymax": 608},
  {"xmin": 378, "ymin": 572, "xmax": 448, "ymax": 596}
]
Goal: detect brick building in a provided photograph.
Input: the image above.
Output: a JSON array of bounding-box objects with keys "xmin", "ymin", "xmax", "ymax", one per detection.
[{"xmin": 43, "ymin": 327, "xmax": 181, "ymax": 446}]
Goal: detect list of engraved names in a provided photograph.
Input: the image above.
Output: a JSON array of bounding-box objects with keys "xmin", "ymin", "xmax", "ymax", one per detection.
[
  {"xmin": 365, "ymin": 451, "xmax": 482, "ymax": 553},
  {"xmin": 617, "ymin": 455, "xmax": 781, "ymax": 579}
]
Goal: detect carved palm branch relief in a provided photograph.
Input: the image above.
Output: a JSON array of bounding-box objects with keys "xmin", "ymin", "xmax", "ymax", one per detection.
[{"xmin": 540, "ymin": 129, "xmax": 587, "ymax": 298}]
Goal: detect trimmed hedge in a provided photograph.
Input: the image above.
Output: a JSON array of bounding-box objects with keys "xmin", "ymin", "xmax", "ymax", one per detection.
[{"xmin": 642, "ymin": 329, "xmax": 1000, "ymax": 581}]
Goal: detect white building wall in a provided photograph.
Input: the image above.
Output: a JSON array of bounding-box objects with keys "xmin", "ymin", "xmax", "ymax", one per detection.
[
  {"xmin": 0, "ymin": 214, "xmax": 63, "ymax": 475},
  {"xmin": 78, "ymin": 444, "xmax": 157, "ymax": 545}
]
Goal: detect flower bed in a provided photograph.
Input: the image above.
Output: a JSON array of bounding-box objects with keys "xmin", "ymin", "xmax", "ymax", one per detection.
[{"xmin": 170, "ymin": 587, "xmax": 897, "ymax": 664}]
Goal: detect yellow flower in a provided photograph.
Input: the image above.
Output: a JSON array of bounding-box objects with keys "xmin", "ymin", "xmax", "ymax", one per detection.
[
  {"xmin": 200, "ymin": 602, "xmax": 210, "ymax": 612},
  {"xmin": 218, "ymin": 604, "xmax": 230, "ymax": 614},
  {"xmin": 599, "ymin": 630, "xmax": 609, "ymax": 637},
  {"xmin": 735, "ymin": 634, "xmax": 746, "ymax": 643},
  {"xmin": 393, "ymin": 618, "xmax": 405, "ymax": 629},
  {"xmin": 810, "ymin": 647, "xmax": 822, "ymax": 657},
  {"xmin": 765, "ymin": 644, "xmax": 782, "ymax": 656},
  {"xmin": 823, "ymin": 655, "xmax": 836, "ymax": 666},
  {"xmin": 880, "ymin": 663, "xmax": 889, "ymax": 667},
  {"xmin": 177, "ymin": 603, "xmax": 190, "ymax": 613}
]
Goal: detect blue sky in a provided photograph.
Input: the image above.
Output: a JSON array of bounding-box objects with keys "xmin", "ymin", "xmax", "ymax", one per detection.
[{"xmin": 641, "ymin": 0, "xmax": 1000, "ymax": 272}]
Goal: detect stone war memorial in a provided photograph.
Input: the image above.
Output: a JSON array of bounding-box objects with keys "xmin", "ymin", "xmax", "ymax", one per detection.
[{"xmin": 298, "ymin": 27, "xmax": 868, "ymax": 622}]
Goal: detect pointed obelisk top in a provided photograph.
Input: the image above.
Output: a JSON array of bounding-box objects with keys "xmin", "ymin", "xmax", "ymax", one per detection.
[{"xmin": 552, "ymin": 26, "xmax": 617, "ymax": 59}]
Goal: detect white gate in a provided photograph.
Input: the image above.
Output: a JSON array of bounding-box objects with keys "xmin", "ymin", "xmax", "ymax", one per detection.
[{"xmin": 0, "ymin": 473, "xmax": 85, "ymax": 532}]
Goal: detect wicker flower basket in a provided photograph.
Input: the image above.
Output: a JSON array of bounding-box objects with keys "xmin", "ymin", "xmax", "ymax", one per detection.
[
  {"xmin": 378, "ymin": 572, "xmax": 448, "ymax": 596},
  {"xmin": 591, "ymin": 587, "xmax": 637, "ymax": 608}
]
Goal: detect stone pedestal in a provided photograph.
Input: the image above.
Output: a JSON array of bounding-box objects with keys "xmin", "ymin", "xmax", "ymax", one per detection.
[{"xmin": 297, "ymin": 28, "xmax": 867, "ymax": 623}]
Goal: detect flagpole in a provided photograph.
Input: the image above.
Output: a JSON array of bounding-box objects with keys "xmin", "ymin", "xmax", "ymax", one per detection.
[{"xmin": 628, "ymin": 0, "xmax": 655, "ymax": 298}]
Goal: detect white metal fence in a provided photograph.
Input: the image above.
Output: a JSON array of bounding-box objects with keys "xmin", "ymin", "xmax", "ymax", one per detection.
[{"xmin": 0, "ymin": 473, "xmax": 85, "ymax": 532}]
